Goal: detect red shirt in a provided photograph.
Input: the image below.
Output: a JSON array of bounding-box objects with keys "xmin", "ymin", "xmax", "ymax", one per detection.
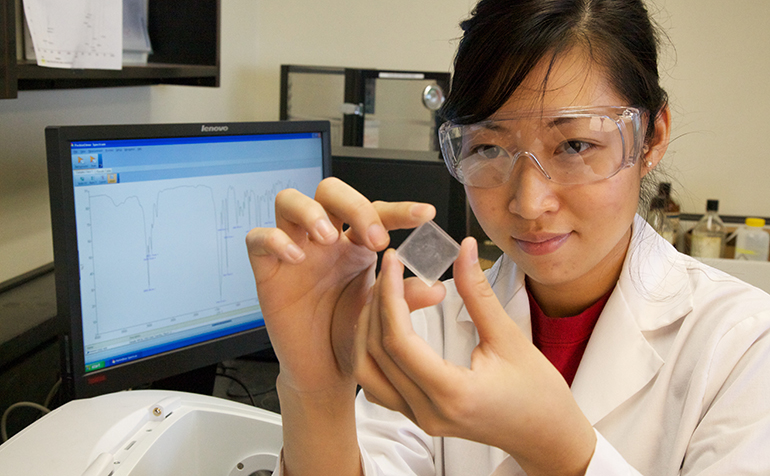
[{"xmin": 528, "ymin": 287, "xmax": 612, "ymax": 386}]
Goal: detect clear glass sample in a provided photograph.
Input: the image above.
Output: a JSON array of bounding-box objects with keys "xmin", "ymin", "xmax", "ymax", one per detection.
[{"xmin": 396, "ymin": 220, "xmax": 461, "ymax": 286}]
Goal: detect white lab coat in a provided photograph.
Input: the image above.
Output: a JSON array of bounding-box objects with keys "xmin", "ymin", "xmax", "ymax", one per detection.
[{"xmin": 356, "ymin": 215, "xmax": 770, "ymax": 475}]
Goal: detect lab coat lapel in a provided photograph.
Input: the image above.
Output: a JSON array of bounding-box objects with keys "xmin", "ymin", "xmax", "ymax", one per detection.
[{"xmin": 569, "ymin": 290, "xmax": 664, "ymax": 425}]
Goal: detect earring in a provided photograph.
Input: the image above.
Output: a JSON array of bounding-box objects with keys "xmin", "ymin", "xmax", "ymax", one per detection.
[{"xmin": 646, "ymin": 161, "xmax": 653, "ymax": 167}]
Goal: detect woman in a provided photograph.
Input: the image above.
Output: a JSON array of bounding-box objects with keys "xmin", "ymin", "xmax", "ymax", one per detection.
[{"xmin": 246, "ymin": 0, "xmax": 770, "ymax": 474}]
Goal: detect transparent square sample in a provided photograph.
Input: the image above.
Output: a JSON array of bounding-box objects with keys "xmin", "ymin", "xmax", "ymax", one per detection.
[{"xmin": 396, "ymin": 220, "xmax": 461, "ymax": 286}]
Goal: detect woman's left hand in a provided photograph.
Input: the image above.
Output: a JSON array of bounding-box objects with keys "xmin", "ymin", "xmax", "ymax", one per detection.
[{"xmin": 352, "ymin": 238, "xmax": 597, "ymax": 476}]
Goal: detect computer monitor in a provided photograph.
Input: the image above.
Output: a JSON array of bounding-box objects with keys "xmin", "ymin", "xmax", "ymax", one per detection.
[{"xmin": 46, "ymin": 121, "xmax": 331, "ymax": 400}]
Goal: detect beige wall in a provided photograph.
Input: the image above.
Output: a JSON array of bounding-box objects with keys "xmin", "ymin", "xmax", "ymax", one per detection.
[
  {"xmin": 1, "ymin": 0, "xmax": 768, "ymax": 283},
  {"xmin": 653, "ymin": 0, "xmax": 770, "ymax": 218}
]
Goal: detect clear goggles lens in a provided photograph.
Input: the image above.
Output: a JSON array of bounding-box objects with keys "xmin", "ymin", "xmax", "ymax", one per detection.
[{"xmin": 439, "ymin": 106, "xmax": 644, "ymax": 188}]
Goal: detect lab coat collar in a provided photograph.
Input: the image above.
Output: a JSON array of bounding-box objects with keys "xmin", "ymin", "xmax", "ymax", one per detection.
[
  {"xmin": 572, "ymin": 215, "xmax": 694, "ymax": 424},
  {"xmin": 616, "ymin": 215, "xmax": 694, "ymax": 331},
  {"xmin": 456, "ymin": 215, "xmax": 694, "ymax": 425}
]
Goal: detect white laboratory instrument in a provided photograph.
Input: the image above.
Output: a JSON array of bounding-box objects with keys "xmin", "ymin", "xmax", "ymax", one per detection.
[
  {"xmin": 0, "ymin": 390, "xmax": 282, "ymax": 476},
  {"xmin": 696, "ymin": 257, "xmax": 770, "ymax": 294}
]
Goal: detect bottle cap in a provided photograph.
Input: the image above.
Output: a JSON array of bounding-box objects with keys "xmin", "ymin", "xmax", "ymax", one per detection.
[
  {"xmin": 650, "ymin": 197, "xmax": 665, "ymax": 210},
  {"xmin": 706, "ymin": 199, "xmax": 719, "ymax": 212},
  {"xmin": 746, "ymin": 217, "xmax": 766, "ymax": 228}
]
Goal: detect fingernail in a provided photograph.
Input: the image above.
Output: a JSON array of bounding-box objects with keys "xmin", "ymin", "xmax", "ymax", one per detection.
[
  {"xmin": 410, "ymin": 203, "xmax": 433, "ymax": 218},
  {"xmin": 468, "ymin": 238, "xmax": 478, "ymax": 264},
  {"xmin": 367, "ymin": 224, "xmax": 389, "ymax": 248},
  {"xmin": 315, "ymin": 218, "xmax": 336, "ymax": 241},
  {"xmin": 286, "ymin": 243, "xmax": 305, "ymax": 262}
]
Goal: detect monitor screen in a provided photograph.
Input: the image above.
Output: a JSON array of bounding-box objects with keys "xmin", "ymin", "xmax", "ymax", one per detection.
[{"xmin": 46, "ymin": 121, "xmax": 331, "ymax": 399}]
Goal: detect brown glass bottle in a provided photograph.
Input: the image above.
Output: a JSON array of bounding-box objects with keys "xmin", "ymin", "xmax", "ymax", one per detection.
[{"xmin": 656, "ymin": 182, "xmax": 680, "ymax": 247}]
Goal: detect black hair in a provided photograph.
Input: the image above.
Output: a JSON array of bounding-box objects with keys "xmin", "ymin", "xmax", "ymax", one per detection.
[{"xmin": 440, "ymin": 0, "xmax": 668, "ymax": 142}]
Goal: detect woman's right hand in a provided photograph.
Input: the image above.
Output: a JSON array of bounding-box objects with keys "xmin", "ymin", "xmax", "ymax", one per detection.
[{"xmin": 245, "ymin": 177, "xmax": 436, "ymax": 394}]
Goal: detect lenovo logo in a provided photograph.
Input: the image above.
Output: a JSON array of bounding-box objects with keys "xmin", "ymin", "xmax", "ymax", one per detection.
[{"xmin": 201, "ymin": 125, "xmax": 229, "ymax": 132}]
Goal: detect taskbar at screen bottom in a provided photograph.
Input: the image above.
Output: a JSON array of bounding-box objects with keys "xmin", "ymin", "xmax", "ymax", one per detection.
[{"xmin": 83, "ymin": 319, "xmax": 265, "ymax": 373}]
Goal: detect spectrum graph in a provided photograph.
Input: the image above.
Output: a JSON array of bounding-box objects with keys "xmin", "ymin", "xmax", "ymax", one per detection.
[{"xmin": 73, "ymin": 169, "xmax": 316, "ymax": 347}]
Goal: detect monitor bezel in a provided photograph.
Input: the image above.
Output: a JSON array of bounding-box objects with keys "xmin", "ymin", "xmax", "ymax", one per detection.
[{"xmin": 46, "ymin": 120, "xmax": 331, "ymax": 400}]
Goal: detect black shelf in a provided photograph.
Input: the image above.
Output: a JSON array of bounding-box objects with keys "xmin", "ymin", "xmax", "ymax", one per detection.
[{"xmin": 16, "ymin": 63, "xmax": 219, "ymax": 90}]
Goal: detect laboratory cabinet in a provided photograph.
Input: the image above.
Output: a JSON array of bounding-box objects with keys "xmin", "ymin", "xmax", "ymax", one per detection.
[
  {"xmin": 281, "ymin": 65, "xmax": 450, "ymax": 152},
  {"xmin": 0, "ymin": 0, "xmax": 220, "ymax": 99}
]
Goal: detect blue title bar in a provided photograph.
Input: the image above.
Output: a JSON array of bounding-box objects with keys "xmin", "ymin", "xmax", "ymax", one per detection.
[{"xmin": 71, "ymin": 132, "xmax": 318, "ymax": 150}]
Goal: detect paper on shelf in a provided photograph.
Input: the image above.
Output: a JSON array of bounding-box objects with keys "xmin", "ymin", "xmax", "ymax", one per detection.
[
  {"xmin": 23, "ymin": 0, "xmax": 122, "ymax": 70},
  {"xmin": 122, "ymin": 0, "xmax": 152, "ymax": 64}
]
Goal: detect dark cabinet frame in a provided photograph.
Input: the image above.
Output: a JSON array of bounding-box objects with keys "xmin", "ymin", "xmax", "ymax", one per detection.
[{"xmin": 279, "ymin": 64, "xmax": 450, "ymax": 148}]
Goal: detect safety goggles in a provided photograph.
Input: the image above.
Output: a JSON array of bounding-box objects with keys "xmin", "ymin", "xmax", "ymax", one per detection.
[{"xmin": 439, "ymin": 106, "xmax": 644, "ymax": 188}]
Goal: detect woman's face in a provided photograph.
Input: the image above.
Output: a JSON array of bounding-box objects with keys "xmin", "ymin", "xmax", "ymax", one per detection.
[{"xmin": 465, "ymin": 51, "xmax": 647, "ymax": 314}]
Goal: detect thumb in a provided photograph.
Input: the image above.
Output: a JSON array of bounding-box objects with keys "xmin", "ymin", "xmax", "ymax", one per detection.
[{"xmin": 453, "ymin": 238, "xmax": 520, "ymax": 346}]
